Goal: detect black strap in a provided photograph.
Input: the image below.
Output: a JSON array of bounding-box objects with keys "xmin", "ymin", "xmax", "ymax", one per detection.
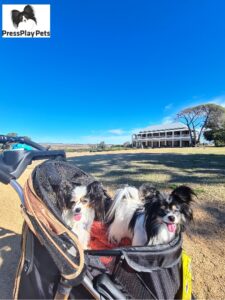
[
  {"xmin": 55, "ymin": 267, "xmax": 87, "ymax": 298},
  {"xmin": 23, "ymin": 229, "xmax": 34, "ymax": 275},
  {"xmin": 56, "ymin": 279, "xmax": 73, "ymax": 296},
  {"xmin": 61, "ymin": 265, "xmax": 87, "ymax": 287}
]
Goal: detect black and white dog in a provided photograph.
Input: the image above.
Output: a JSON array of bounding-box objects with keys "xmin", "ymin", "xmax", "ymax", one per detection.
[
  {"xmin": 11, "ymin": 5, "xmax": 37, "ymax": 29},
  {"xmin": 62, "ymin": 181, "xmax": 111, "ymax": 249},
  {"xmin": 106, "ymin": 184, "xmax": 194, "ymax": 246},
  {"xmin": 106, "ymin": 186, "xmax": 143, "ymax": 244}
]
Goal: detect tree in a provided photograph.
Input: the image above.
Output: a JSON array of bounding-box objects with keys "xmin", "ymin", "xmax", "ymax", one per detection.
[
  {"xmin": 7, "ymin": 132, "xmax": 18, "ymax": 137},
  {"xmin": 176, "ymin": 104, "xmax": 225, "ymax": 146},
  {"xmin": 97, "ymin": 141, "xmax": 106, "ymax": 150},
  {"xmin": 204, "ymin": 127, "xmax": 225, "ymax": 146},
  {"xmin": 123, "ymin": 141, "xmax": 131, "ymax": 148},
  {"xmin": 204, "ymin": 106, "xmax": 225, "ymax": 146}
]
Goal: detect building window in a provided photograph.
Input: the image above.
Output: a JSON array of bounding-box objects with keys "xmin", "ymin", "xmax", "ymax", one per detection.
[
  {"xmin": 174, "ymin": 131, "xmax": 181, "ymax": 136},
  {"xmin": 153, "ymin": 132, "xmax": 159, "ymax": 137}
]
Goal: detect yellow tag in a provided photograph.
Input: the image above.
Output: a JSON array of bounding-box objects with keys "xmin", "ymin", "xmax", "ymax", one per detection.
[{"xmin": 182, "ymin": 250, "xmax": 192, "ymax": 300}]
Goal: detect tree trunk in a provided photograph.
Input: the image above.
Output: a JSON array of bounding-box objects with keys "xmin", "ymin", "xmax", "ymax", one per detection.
[{"xmin": 187, "ymin": 124, "xmax": 194, "ymax": 146}]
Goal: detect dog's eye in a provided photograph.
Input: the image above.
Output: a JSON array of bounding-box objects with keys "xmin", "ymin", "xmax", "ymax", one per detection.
[
  {"xmin": 81, "ymin": 198, "xmax": 88, "ymax": 204},
  {"xmin": 68, "ymin": 201, "xmax": 75, "ymax": 208}
]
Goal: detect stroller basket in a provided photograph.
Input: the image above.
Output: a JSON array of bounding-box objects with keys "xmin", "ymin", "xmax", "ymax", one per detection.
[
  {"xmin": 82, "ymin": 237, "xmax": 182, "ymax": 299},
  {"xmin": 13, "ymin": 160, "xmax": 184, "ymax": 300},
  {"xmin": 15, "ymin": 227, "xmax": 182, "ymax": 299}
]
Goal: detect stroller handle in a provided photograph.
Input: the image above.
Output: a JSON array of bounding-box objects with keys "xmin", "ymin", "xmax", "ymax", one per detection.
[
  {"xmin": 0, "ymin": 135, "xmax": 46, "ymax": 151},
  {"xmin": 0, "ymin": 168, "xmax": 12, "ymax": 184},
  {"xmin": 0, "ymin": 135, "xmax": 66, "ymax": 184}
]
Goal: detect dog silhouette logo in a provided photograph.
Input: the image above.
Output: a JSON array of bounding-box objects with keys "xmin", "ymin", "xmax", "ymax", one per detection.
[
  {"xmin": 11, "ymin": 5, "xmax": 37, "ymax": 30},
  {"xmin": 2, "ymin": 4, "xmax": 50, "ymax": 38}
]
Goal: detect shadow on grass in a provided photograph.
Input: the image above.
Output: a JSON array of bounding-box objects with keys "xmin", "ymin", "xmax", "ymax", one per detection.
[
  {"xmin": 67, "ymin": 152, "xmax": 225, "ymax": 239},
  {"xmin": 0, "ymin": 228, "xmax": 21, "ymax": 299},
  {"xmin": 67, "ymin": 153, "xmax": 225, "ymax": 188},
  {"xmin": 191, "ymin": 201, "xmax": 225, "ymax": 239}
]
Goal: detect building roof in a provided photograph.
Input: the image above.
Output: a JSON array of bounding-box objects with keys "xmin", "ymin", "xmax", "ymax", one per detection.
[{"xmin": 139, "ymin": 122, "xmax": 188, "ymax": 133}]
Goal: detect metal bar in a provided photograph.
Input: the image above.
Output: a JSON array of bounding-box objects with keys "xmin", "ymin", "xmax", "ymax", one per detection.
[
  {"xmin": 10, "ymin": 179, "xmax": 25, "ymax": 206},
  {"xmin": 83, "ymin": 276, "xmax": 101, "ymax": 300}
]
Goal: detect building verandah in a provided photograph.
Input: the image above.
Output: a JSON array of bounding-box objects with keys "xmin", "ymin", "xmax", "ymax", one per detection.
[{"xmin": 132, "ymin": 123, "xmax": 192, "ymax": 148}]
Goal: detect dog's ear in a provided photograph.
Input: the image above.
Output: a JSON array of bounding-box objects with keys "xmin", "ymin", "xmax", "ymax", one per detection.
[
  {"xmin": 171, "ymin": 185, "xmax": 196, "ymax": 204},
  {"xmin": 139, "ymin": 183, "xmax": 158, "ymax": 201},
  {"xmin": 24, "ymin": 5, "xmax": 35, "ymax": 16},
  {"xmin": 87, "ymin": 181, "xmax": 106, "ymax": 220},
  {"xmin": 181, "ymin": 203, "xmax": 193, "ymax": 223},
  {"xmin": 24, "ymin": 5, "xmax": 37, "ymax": 23},
  {"xmin": 87, "ymin": 181, "xmax": 104, "ymax": 201},
  {"xmin": 53, "ymin": 181, "xmax": 74, "ymax": 212},
  {"xmin": 11, "ymin": 10, "xmax": 20, "ymax": 27}
]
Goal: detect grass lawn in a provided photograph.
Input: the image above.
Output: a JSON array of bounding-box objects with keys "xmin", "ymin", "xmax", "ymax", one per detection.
[
  {"xmin": 67, "ymin": 147, "xmax": 225, "ymax": 201},
  {"xmin": 0, "ymin": 147, "xmax": 225, "ymax": 299},
  {"xmin": 68, "ymin": 147, "xmax": 225, "ymax": 299}
]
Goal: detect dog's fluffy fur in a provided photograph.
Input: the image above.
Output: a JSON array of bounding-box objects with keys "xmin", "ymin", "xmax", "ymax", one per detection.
[
  {"xmin": 62, "ymin": 181, "xmax": 110, "ymax": 249},
  {"xmin": 107, "ymin": 184, "xmax": 194, "ymax": 246},
  {"xmin": 106, "ymin": 186, "xmax": 142, "ymax": 244}
]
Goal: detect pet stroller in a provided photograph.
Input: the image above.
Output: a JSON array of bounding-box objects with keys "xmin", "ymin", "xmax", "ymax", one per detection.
[{"xmin": 0, "ymin": 136, "xmax": 192, "ymax": 300}]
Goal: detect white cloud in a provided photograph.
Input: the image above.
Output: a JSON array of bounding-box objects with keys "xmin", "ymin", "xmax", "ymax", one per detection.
[
  {"xmin": 162, "ymin": 116, "xmax": 174, "ymax": 124},
  {"xmin": 164, "ymin": 103, "xmax": 173, "ymax": 111},
  {"xmin": 108, "ymin": 129, "xmax": 125, "ymax": 135},
  {"xmin": 130, "ymin": 127, "xmax": 143, "ymax": 134}
]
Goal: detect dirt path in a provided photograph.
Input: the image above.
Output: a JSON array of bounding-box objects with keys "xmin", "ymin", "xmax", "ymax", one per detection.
[
  {"xmin": 183, "ymin": 199, "xmax": 225, "ymax": 299},
  {"xmin": 0, "ymin": 165, "xmax": 33, "ymax": 299}
]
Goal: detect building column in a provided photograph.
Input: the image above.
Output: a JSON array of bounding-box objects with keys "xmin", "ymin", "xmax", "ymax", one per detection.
[
  {"xmin": 172, "ymin": 131, "xmax": 174, "ymax": 147},
  {"xmin": 180, "ymin": 140, "xmax": 182, "ymax": 147}
]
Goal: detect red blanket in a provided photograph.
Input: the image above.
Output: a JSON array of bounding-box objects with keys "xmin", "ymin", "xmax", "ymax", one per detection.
[{"xmin": 89, "ymin": 221, "xmax": 131, "ymax": 265}]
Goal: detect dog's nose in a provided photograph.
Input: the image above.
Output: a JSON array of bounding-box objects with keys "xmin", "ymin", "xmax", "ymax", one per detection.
[
  {"xmin": 75, "ymin": 207, "xmax": 81, "ymax": 213},
  {"xmin": 168, "ymin": 215, "xmax": 175, "ymax": 222}
]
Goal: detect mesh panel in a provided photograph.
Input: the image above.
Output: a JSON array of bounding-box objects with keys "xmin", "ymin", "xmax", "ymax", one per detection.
[
  {"xmin": 32, "ymin": 160, "xmax": 95, "ymax": 216},
  {"xmin": 142, "ymin": 265, "xmax": 181, "ymax": 299},
  {"xmin": 86, "ymin": 249, "xmax": 181, "ymax": 300},
  {"xmin": 113, "ymin": 261, "xmax": 154, "ymax": 299}
]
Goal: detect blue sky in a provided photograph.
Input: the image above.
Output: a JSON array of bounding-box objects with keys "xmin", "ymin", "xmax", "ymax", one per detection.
[{"xmin": 1, "ymin": 0, "xmax": 225, "ymax": 144}]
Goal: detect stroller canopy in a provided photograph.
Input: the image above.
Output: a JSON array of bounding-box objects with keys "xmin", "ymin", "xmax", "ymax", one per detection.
[{"xmin": 22, "ymin": 160, "xmax": 102, "ymax": 282}]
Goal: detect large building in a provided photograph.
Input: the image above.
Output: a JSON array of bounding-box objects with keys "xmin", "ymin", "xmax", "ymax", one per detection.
[{"xmin": 132, "ymin": 122, "xmax": 192, "ymax": 148}]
